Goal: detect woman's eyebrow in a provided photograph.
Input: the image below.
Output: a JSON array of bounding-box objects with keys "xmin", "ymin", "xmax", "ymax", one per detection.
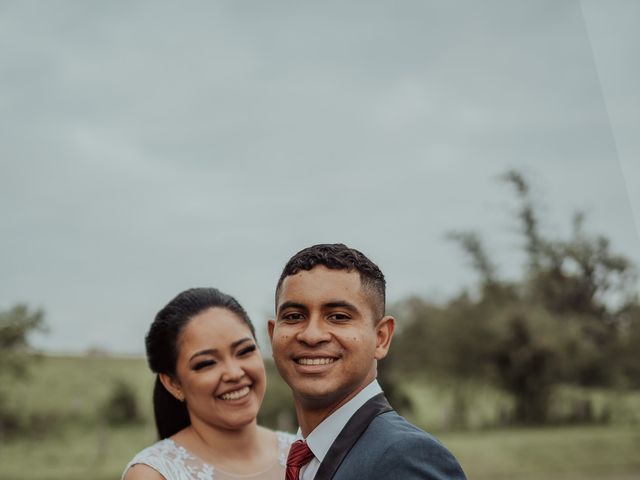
[
  {"xmin": 189, "ymin": 337, "xmax": 252, "ymax": 361},
  {"xmin": 232, "ymin": 337, "xmax": 253, "ymax": 348},
  {"xmin": 190, "ymin": 348, "xmax": 216, "ymax": 361}
]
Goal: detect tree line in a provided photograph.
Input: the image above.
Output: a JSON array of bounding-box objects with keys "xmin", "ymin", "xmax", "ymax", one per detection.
[
  {"xmin": 380, "ymin": 171, "xmax": 640, "ymax": 425},
  {"xmin": 3, "ymin": 170, "xmax": 639, "ymax": 431}
]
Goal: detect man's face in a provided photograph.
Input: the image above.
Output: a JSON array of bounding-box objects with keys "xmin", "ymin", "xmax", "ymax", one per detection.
[{"xmin": 268, "ymin": 266, "xmax": 394, "ymax": 411}]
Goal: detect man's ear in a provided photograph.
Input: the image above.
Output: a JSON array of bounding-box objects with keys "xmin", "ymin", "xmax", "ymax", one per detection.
[
  {"xmin": 159, "ymin": 373, "xmax": 185, "ymax": 402},
  {"xmin": 374, "ymin": 315, "xmax": 395, "ymax": 360},
  {"xmin": 267, "ymin": 319, "xmax": 275, "ymax": 343}
]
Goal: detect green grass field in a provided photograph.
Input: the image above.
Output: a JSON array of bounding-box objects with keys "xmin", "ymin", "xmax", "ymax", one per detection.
[
  {"xmin": 2, "ymin": 422, "xmax": 638, "ymax": 480},
  {"xmin": 447, "ymin": 426, "xmax": 640, "ymax": 480},
  {"xmin": 1, "ymin": 354, "xmax": 639, "ymax": 480},
  {"xmin": 4, "ymin": 354, "xmax": 155, "ymax": 427}
]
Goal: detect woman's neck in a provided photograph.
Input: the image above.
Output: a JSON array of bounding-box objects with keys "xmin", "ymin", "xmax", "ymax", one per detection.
[
  {"xmin": 174, "ymin": 419, "xmax": 275, "ymax": 474},
  {"xmin": 189, "ymin": 419, "xmax": 262, "ymax": 460}
]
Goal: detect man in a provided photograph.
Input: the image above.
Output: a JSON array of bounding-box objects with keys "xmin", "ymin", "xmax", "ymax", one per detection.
[{"xmin": 268, "ymin": 243, "xmax": 466, "ymax": 480}]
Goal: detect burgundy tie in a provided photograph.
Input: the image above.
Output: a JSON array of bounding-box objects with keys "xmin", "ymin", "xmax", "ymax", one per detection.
[{"xmin": 286, "ymin": 440, "xmax": 315, "ymax": 480}]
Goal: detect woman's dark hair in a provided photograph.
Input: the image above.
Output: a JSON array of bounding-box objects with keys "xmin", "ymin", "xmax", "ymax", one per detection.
[{"xmin": 145, "ymin": 287, "xmax": 255, "ymax": 439}]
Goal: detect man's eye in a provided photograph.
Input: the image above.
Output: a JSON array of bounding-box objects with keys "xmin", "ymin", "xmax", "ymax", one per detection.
[
  {"xmin": 282, "ymin": 312, "xmax": 304, "ymax": 322},
  {"xmin": 328, "ymin": 313, "xmax": 350, "ymax": 321},
  {"xmin": 193, "ymin": 360, "xmax": 216, "ymax": 371},
  {"xmin": 238, "ymin": 344, "xmax": 257, "ymax": 357}
]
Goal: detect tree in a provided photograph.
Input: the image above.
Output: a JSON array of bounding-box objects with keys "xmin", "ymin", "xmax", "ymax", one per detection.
[
  {"xmin": 0, "ymin": 304, "xmax": 45, "ymax": 376},
  {"xmin": 0, "ymin": 304, "xmax": 46, "ymax": 436},
  {"xmin": 392, "ymin": 171, "xmax": 640, "ymax": 425},
  {"xmin": 501, "ymin": 170, "xmax": 637, "ymax": 386}
]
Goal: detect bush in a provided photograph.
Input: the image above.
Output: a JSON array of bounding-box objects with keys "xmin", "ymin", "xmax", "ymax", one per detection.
[{"xmin": 102, "ymin": 380, "xmax": 142, "ymax": 425}]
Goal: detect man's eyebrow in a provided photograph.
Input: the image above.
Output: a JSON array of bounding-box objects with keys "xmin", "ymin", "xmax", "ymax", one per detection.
[
  {"xmin": 189, "ymin": 337, "xmax": 253, "ymax": 361},
  {"xmin": 277, "ymin": 301, "xmax": 307, "ymax": 313},
  {"xmin": 323, "ymin": 300, "xmax": 358, "ymax": 313}
]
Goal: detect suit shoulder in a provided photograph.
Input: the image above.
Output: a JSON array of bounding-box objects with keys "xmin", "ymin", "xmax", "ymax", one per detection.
[
  {"xmin": 371, "ymin": 410, "xmax": 439, "ymax": 441},
  {"xmin": 367, "ymin": 412, "xmax": 467, "ymax": 479}
]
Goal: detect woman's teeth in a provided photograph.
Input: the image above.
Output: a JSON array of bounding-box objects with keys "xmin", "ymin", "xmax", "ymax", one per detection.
[{"xmin": 219, "ymin": 386, "xmax": 250, "ymax": 400}]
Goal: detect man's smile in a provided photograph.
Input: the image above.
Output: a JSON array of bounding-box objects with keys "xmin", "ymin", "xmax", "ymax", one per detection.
[{"xmin": 296, "ymin": 357, "xmax": 337, "ymax": 366}]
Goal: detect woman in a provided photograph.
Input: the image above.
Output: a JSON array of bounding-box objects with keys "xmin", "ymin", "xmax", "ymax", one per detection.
[{"xmin": 122, "ymin": 288, "xmax": 295, "ymax": 480}]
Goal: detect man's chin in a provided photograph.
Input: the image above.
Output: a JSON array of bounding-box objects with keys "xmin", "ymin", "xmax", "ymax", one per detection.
[{"xmin": 292, "ymin": 384, "xmax": 350, "ymax": 411}]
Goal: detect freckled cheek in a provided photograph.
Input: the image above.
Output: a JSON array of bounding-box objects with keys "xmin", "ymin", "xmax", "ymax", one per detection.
[
  {"xmin": 271, "ymin": 336, "xmax": 289, "ymax": 358},
  {"xmin": 275, "ymin": 334, "xmax": 290, "ymax": 345}
]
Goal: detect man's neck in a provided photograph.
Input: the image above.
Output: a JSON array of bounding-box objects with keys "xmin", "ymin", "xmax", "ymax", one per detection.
[
  {"xmin": 295, "ymin": 381, "xmax": 376, "ymax": 437},
  {"xmin": 296, "ymin": 405, "xmax": 340, "ymax": 437}
]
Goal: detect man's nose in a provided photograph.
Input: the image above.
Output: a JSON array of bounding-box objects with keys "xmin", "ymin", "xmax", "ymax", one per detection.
[{"xmin": 296, "ymin": 316, "xmax": 331, "ymax": 345}]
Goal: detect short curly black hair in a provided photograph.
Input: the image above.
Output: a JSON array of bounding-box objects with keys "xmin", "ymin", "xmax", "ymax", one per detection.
[{"xmin": 275, "ymin": 243, "xmax": 386, "ymax": 319}]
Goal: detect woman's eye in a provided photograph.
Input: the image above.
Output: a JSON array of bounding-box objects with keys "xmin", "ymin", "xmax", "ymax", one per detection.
[
  {"xmin": 193, "ymin": 360, "xmax": 216, "ymax": 371},
  {"xmin": 238, "ymin": 344, "xmax": 257, "ymax": 356}
]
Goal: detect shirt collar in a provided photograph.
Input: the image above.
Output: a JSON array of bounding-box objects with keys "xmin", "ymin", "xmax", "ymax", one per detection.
[{"xmin": 297, "ymin": 379, "xmax": 382, "ymax": 463}]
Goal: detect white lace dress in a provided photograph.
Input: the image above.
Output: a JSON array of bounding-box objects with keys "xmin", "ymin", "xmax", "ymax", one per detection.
[{"xmin": 122, "ymin": 431, "xmax": 295, "ymax": 480}]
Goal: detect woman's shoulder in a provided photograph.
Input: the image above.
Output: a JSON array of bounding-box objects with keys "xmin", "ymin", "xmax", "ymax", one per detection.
[
  {"xmin": 273, "ymin": 430, "xmax": 297, "ymax": 467},
  {"xmin": 122, "ymin": 438, "xmax": 198, "ymax": 480},
  {"xmin": 275, "ymin": 430, "xmax": 297, "ymax": 448},
  {"xmin": 123, "ymin": 463, "xmax": 166, "ymax": 480},
  {"xmin": 257, "ymin": 426, "xmax": 296, "ymax": 468},
  {"xmin": 258, "ymin": 425, "xmax": 296, "ymax": 447},
  {"xmin": 126, "ymin": 438, "xmax": 180, "ymax": 464}
]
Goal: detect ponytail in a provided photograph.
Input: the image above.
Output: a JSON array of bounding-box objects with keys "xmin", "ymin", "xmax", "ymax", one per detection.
[{"xmin": 153, "ymin": 376, "xmax": 190, "ymax": 439}]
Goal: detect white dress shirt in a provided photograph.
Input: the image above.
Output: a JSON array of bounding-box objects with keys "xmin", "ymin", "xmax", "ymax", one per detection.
[{"xmin": 297, "ymin": 379, "xmax": 383, "ymax": 480}]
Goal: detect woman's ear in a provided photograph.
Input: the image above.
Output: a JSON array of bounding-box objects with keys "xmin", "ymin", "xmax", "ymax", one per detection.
[{"xmin": 159, "ymin": 373, "xmax": 185, "ymax": 402}]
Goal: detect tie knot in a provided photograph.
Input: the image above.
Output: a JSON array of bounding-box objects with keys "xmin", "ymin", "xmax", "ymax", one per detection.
[{"xmin": 287, "ymin": 440, "xmax": 315, "ymax": 468}]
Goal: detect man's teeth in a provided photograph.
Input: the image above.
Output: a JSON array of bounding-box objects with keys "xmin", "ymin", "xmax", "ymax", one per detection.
[
  {"xmin": 219, "ymin": 386, "xmax": 250, "ymax": 400},
  {"xmin": 298, "ymin": 358, "xmax": 335, "ymax": 366}
]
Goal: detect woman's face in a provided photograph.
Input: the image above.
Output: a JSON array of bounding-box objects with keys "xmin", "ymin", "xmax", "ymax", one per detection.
[{"xmin": 170, "ymin": 307, "xmax": 266, "ymax": 431}]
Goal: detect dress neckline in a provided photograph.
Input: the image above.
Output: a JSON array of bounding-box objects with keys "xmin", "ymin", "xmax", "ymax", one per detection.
[{"xmin": 165, "ymin": 432, "xmax": 286, "ymax": 478}]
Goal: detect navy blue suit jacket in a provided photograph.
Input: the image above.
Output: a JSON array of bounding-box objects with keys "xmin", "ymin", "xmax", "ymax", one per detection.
[{"xmin": 314, "ymin": 394, "xmax": 466, "ymax": 480}]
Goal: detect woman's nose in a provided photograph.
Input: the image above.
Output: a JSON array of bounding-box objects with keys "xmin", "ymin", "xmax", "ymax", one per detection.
[{"xmin": 221, "ymin": 360, "xmax": 245, "ymax": 382}]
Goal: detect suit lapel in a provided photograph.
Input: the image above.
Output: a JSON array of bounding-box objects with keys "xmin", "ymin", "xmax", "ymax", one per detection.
[{"xmin": 314, "ymin": 393, "xmax": 393, "ymax": 480}]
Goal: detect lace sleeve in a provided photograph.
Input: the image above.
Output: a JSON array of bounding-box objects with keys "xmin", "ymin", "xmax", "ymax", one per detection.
[
  {"xmin": 121, "ymin": 439, "xmax": 215, "ymax": 480},
  {"xmin": 276, "ymin": 431, "xmax": 297, "ymax": 467}
]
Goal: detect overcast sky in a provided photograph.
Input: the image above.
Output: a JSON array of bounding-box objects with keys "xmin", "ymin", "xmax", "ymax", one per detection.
[{"xmin": 1, "ymin": 1, "xmax": 638, "ymax": 354}]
